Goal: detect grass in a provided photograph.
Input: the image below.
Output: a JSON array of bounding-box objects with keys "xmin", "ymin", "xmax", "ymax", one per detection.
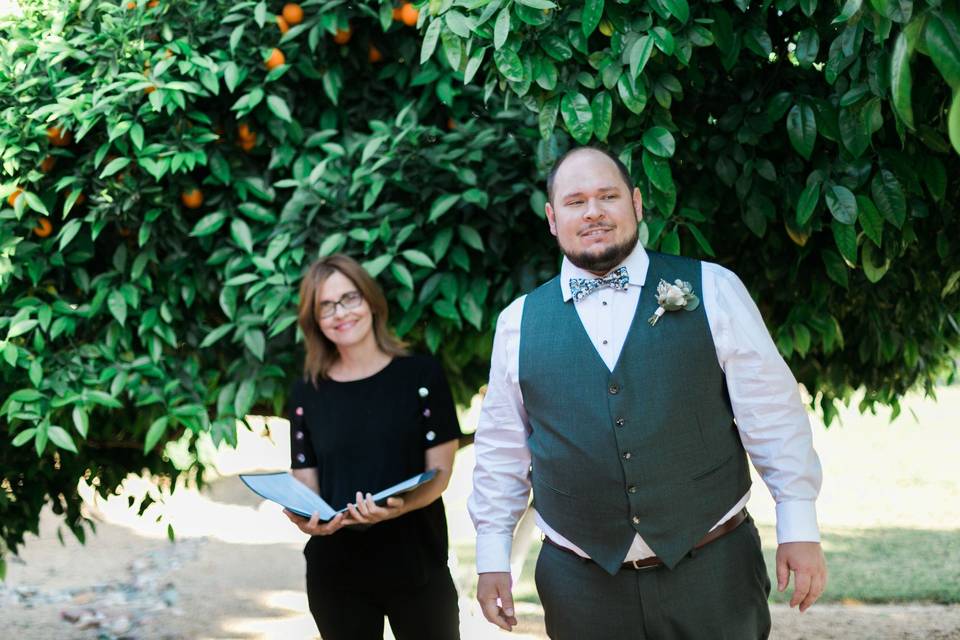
[{"xmin": 453, "ymin": 523, "xmax": 960, "ymax": 608}]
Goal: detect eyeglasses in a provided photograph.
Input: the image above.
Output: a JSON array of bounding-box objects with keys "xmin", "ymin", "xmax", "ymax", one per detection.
[{"xmin": 318, "ymin": 290, "xmax": 364, "ymax": 319}]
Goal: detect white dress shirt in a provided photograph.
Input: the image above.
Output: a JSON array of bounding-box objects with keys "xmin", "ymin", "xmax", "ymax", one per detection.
[{"xmin": 468, "ymin": 243, "xmax": 823, "ymax": 573}]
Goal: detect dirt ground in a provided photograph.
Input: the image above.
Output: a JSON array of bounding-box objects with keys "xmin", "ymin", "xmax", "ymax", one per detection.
[{"xmin": 2, "ymin": 474, "xmax": 959, "ymax": 640}]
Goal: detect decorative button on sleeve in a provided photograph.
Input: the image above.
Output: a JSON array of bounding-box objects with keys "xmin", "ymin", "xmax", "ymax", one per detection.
[{"xmin": 418, "ymin": 387, "xmax": 429, "ymax": 398}]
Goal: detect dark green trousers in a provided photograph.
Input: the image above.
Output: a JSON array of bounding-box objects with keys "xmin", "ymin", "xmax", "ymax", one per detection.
[{"xmin": 534, "ymin": 515, "xmax": 771, "ymax": 640}]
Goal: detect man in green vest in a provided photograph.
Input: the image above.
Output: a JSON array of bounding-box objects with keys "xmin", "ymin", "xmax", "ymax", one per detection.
[{"xmin": 469, "ymin": 147, "xmax": 827, "ymax": 638}]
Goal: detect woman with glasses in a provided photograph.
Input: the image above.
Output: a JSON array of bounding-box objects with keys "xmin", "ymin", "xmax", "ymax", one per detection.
[{"xmin": 282, "ymin": 253, "xmax": 462, "ymax": 639}]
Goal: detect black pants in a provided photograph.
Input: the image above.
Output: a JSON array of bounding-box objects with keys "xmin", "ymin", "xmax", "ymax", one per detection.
[{"xmin": 306, "ymin": 562, "xmax": 460, "ymax": 640}]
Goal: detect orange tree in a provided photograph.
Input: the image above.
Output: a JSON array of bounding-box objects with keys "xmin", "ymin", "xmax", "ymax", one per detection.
[{"xmin": 1, "ymin": 0, "xmax": 958, "ymax": 571}]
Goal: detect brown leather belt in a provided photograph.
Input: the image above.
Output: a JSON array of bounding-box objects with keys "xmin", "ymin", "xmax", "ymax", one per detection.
[{"xmin": 543, "ymin": 508, "xmax": 749, "ymax": 571}]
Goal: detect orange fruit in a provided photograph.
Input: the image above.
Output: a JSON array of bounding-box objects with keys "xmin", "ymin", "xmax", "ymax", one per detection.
[
  {"xmin": 239, "ymin": 135, "xmax": 257, "ymax": 152},
  {"xmin": 237, "ymin": 123, "xmax": 254, "ymax": 140},
  {"xmin": 126, "ymin": 1, "xmax": 136, "ymax": 8},
  {"xmin": 147, "ymin": 0, "xmax": 158, "ymax": 7},
  {"xmin": 7, "ymin": 187, "xmax": 22, "ymax": 207},
  {"xmin": 400, "ymin": 2, "xmax": 419, "ymax": 27},
  {"xmin": 47, "ymin": 126, "xmax": 72, "ymax": 147},
  {"xmin": 369, "ymin": 45, "xmax": 383, "ymax": 63},
  {"xmin": 333, "ymin": 27, "xmax": 352, "ymax": 44},
  {"xmin": 164, "ymin": 48, "xmax": 174, "ymax": 58},
  {"xmin": 392, "ymin": 6, "xmax": 402, "ymax": 20},
  {"xmin": 70, "ymin": 191, "xmax": 86, "ymax": 206},
  {"xmin": 33, "ymin": 217, "xmax": 53, "ymax": 238},
  {"xmin": 118, "ymin": 226, "xmax": 133, "ymax": 238},
  {"xmin": 276, "ymin": 15, "xmax": 289, "ymax": 34},
  {"xmin": 447, "ymin": 117, "xmax": 456, "ymax": 130},
  {"xmin": 144, "ymin": 85, "xmax": 156, "ymax": 94},
  {"xmin": 40, "ymin": 156, "xmax": 56, "ymax": 172},
  {"xmin": 265, "ymin": 48, "xmax": 285, "ymax": 70},
  {"xmin": 181, "ymin": 188, "xmax": 203, "ymax": 209},
  {"xmin": 281, "ymin": 3, "xmax": 303, "ymax": 25}
]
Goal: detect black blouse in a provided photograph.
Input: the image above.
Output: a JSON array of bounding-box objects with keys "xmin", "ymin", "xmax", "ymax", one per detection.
[{"xmin": 287, "ymin": 353, "xmax": 462, "ymax": 586}]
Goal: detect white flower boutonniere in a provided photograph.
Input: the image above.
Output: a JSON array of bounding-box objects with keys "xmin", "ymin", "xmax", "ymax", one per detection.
[{"xmin": 648, "ymin": 279, "xmax": 700, "ymax": 326}]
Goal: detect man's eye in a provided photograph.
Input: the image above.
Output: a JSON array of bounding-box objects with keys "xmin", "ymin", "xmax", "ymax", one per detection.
[{"xmin": 567, "ymin": 200, "xmax": 583, "ymax": 206}]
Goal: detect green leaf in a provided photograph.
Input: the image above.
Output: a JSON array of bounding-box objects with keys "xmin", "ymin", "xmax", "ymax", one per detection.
[
  {"xmin": 144, "ymin": 416, "xmax": 169, "ymax": 453},
  {"xmin": 786, "ymin": 103, "xmax": 817, "ymax": 159},
  {"xmin": 200, "ymin": 324, "xmax": 234, "ymax": 348},
  {"xmin": 108, "ymin": 290, "xmax": 127, "ymax": 326},
  {"xmin": 890, "ymin": 31, "xmax": 914, "ymax": 129},
  {"xmin": 459, "ymin": 293, "xmax": 483, "ymax": 330},
  {"xmin": 628, "ymin": 35, "xmax": 654, "ymax": 81},
  {"xmin": 560, "ymin": 92, "xmax": 594, "ymax": 144},
  {"xmin": 856, "ymin": 195, "xmax": 884, "ymax": 247},
  {"xmin": 660, "ymin": 228, "xmax": 680, "ymax": 254},
  {"xmin": 822, "ymin": 249, "xmax": 849, "ymax": 288},
  {"xmin": 642, "ymin": 126, "xmax": 676, "ymax": 157},
  {"xmin": 494, "ymin": 7, "xmax": 510, "ymax": 49},
  {"xmin": 458, "ymin": 224, "xmax": 485, "ymax": 251},
  {"xmin": 100, "ymin": 157, "xmax": 131, "ymax": 179},
  {"xmin": 402, "ymin": 250, "xmax": 436, "ymax": 268},
  {"xmin": 652, "ymin": 27, "xmax": 676, "ymax": 55},
  {"xmin": 796, "ymin": 183, "xmax": 821, "ymax": 226},
  {"xmin": 793, "ymin": 324, "xmax": 812, "ymax": 357},
  {"xmin": 391, "ymin": 262, "xmax": 414, "ymax": 289},
  {"xmin": 58, "ymin": 218, "xmax": 82, "ymax": 251},
  {"xmin": 231, "ymin": 218, "xmax": 254, "ymax": 253},
  {"xmin": 12, "ymin": 428, "xmax": 36, "ymax": 447},
  {"xmin": 47, "ymin": 426, "xmax": 77, "ymax": 453},
  {"xmin": 686, "ymin": 223, "xmax": 715, "ymax": 257},
  {"xmin": 663, "ymin": 0, "xmax": 690, "ymax": 23},
  {"xmin": 795, "ymin": 28, "xmax": 819, "ymax": 68},
  {"xmin": 7, "ymin": 319, "xmax": 38, "ymax": 339},
  {"xmin": 924, "ymin": 12, "xmax": 960, "ymax": 89},
  {"xmin": 590, "ymin": 91, "xmax": 612, "ymax": 142},
  {"xmin": 130, "ymin": 123, "xmax": 144, "ymax": 150},
  {"xmin": 362, "ymin": 254, "xmax": 393, "ymax": 277},
  {"xmin": 516, "ymin": 0, "xmax": 556, "ymax": 7},
  {"xmin": 72, "ymin": 406, "xmax": 89, "ymax": 438},
  {"xmin": 825, "ymin": 185, "xmax": 858, "ymax": 224},
  {"xmin": 833, "ymin": 0, "xmax": 863, "ymax": 23},
  {"xmin": 617, "ymin": 74, "xmax": 648, "ymax": 115},
  {"xmin": 949, "ymin": 91, "xmax": 960, "ymax": 155},
  {"xmin": 429, "ymin": 194, "xmax": 460, "ymax": 223},
  {"xmin": 862, "ymin": 241, "xmax": 890, "ymax": 283},
  {"xmin": 267, "ymin": 95, "xmax": 292, "ymax": 122},
  {"xmin": 10, "ymin": 388, "xmax": 43, "ymax": 402},
  {"xmin": 421, "ymin": 18, "xmax": 442, "ymax": 63},
  {"xmin": 190, "ymin": 212, "xmax": 227, "ymax": 237},
  {"xmin": 539, "ymin": 95, "xmax": 561, "ymax": 139},
  {"xmin": 234, "ymin": 379, "xmax": 256, "ymax": 417},
  {"xmin": 230, "ymin": 25, "xmax": 245, "ymax": 54},
  {"xmin": 832, "ymin": 220, "xmax": 858, "ymax": 265},
  {"xmin": 243, "ymin": 329, "xmax": 265, "ymax": 361},
  {"xmin": 493, "ymin": 48, "xmax": 523, "ymax": 82},
  {"xmin": 582, "ymin": 0, "xmax": 604, "ymax": 37},
  {"xmin": 871, "ymin": 170, "xmax": 906, "ymax": 228},
  {"xmin": 319, "ymin": 232, "xmax": 346, "ymax": 257}
]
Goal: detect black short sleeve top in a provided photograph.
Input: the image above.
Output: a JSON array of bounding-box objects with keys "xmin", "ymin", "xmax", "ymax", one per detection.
[{"xmin": 286, "ymin": 353, "xmax": 462, "ymax": 581}]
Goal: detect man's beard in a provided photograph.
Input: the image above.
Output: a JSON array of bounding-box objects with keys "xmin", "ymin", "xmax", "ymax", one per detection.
[{"xmin": 559, "ymin": 225, "xmax": 639, "ymax": 274}]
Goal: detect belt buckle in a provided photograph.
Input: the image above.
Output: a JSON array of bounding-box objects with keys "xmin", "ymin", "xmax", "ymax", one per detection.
[{"xmin": 629, "ymin": 559, "xmax": 658, "ymax": 571}]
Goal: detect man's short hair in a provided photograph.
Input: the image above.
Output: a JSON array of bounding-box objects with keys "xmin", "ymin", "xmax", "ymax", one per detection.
[{"xmin": 546, "ymin": 146, "xmax": 634, "ymax": 204}]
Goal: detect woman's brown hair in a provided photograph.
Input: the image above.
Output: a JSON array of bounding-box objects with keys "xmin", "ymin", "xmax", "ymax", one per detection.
[{"xmin": 297, "ymin": 253, "xmax": 408, "ymax": 384}]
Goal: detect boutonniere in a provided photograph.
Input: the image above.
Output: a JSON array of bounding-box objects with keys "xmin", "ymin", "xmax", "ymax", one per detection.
[{"xmin": 648, "ymin": 279, "xmax": 700, "ymax": 326}]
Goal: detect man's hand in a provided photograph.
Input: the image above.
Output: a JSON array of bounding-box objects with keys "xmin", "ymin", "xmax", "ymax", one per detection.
[
  {"xmin": 477, "ymin": 572, "xmax": 517, "ymax": 631},
  {"xmin": 283, "ymin": 509, "xmax": 349, "ymax": 536},
  {"xmin": 776, "ymin": 541, "xmax": 827, "ymax": 612}
]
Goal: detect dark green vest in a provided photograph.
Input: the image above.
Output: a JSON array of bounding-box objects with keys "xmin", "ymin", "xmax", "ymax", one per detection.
[{"xmin": 519, "ymin": 251, "xmax": 751, "ymax": 575}]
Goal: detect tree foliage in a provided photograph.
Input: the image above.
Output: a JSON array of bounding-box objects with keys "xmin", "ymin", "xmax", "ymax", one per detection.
[{"xmin": 1, "ymin": 0, "xmax": 958, "ymax": 566}]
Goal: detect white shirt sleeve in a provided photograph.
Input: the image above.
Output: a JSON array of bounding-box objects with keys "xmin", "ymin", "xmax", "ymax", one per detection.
[
  {"xmin": 704, "ymin": 264, "xmax": 823, "ymax": 544},
  {"xmin": 467, "ymin": 297, "xmax": 533, "ymax": 573}
]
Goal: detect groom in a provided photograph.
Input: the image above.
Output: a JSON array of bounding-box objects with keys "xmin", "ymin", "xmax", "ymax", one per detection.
[{"xmin": 469, "ymin": 147, "xmax": 827, "ymax": 638}]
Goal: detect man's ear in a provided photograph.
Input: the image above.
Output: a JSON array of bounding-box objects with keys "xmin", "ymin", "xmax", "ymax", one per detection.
[
  {"xmin": 632, "ymin": 187, "xmax": 643, "ymax": 223},
  {"xmin": 545, "ymin": 201, "xmax": 558, "ymax": 237}
]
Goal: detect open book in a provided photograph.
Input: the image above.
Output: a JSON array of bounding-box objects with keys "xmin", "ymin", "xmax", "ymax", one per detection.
[{"xmin": 239, "ymin": 469, "xmax": 438, "ymax": 520}]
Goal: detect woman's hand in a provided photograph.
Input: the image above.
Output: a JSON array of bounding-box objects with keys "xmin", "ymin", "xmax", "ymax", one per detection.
[
  {"xmin": 283, "ymin": 509, "xmax": 349, "ymax": 536},
  {"xmin": 344, "ymin": 492, "xmax": 406, "ymax": 525}
]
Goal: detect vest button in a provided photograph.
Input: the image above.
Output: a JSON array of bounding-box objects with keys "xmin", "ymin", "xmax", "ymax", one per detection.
[
  {"xmin": 628, "ymin": 485, "xmax": 637, "ymax": 494},
  {"xmin": 622, "ymin": 451, "xmax": 632, "ymax": 460},
  {"xmin": 615, "ymin": 417, "xmax": 625, "ymax": 427},
  {"xmin": 632, "ymin": 515, "xmax": 640, "ymax": 524},
  {"xmin": 608, "ymin": 384, "xmax": 620, "ymax": 395}
]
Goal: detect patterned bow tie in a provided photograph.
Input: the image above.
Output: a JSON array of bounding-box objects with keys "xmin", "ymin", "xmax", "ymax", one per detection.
[{"xmin": 569, "ymin": 266, "xmax": 630, "ymax": 302}]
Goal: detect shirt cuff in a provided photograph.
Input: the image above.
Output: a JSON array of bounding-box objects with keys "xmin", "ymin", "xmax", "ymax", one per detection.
[
  {"xmin": 476, "ymin": 533, "xmax": 514, "ymax": 574},
  {"xmin": 775, "ymin": 500, "xmax": 821, "ymax": 544}
]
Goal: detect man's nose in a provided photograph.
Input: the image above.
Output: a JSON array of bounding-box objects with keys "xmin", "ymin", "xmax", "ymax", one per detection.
[{"xmin": 583, "ymin": 197, "xmax": 601, "ymax": 219}]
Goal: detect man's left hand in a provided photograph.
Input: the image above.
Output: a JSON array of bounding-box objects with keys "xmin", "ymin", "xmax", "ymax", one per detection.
[{"xmin": 776, "ymin": 541, "xmax": 827, "ymax": 612}]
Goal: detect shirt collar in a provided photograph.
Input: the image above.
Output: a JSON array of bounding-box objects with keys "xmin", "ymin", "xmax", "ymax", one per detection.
[{"xmin": 559, "ymin": 241, "xmax": 649, "ymax": 302}]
